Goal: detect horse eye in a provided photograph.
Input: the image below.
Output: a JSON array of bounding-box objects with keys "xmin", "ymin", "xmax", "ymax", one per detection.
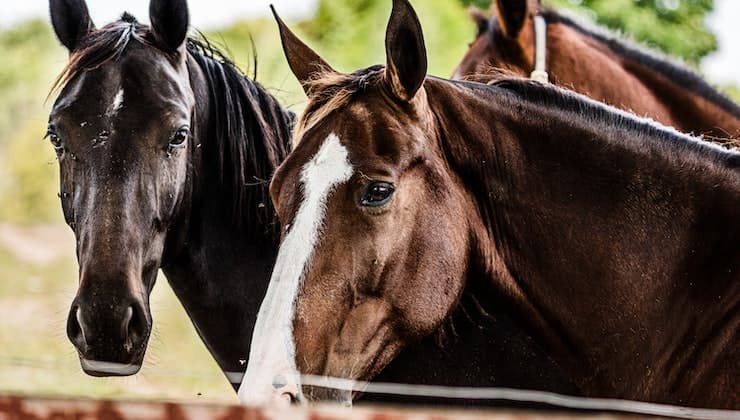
[
  {"xmin": 169, "ymin": 126, "xmax": 189, "ymax": 148},
  {"xmin": 360, "ymin": 182, "xmax": 395, "ymax": 208},
  {"xmin": 45, "ymin": 129, "xmax": 64, "ymax": 152}
]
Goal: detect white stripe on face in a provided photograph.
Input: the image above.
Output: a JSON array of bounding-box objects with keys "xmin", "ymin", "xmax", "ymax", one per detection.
[
  {"xmin": 107, "ymin": 89, "xmax": 124, "ymax": 117},
  {"xmin": 238, "ymin": 133, "xmax": 354, "ymax": 406}
]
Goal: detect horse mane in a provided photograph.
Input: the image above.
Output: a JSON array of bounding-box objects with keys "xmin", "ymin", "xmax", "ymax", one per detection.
[
  {"xmin": 186, "ymin": 37, "xmax": 294, "ymax": 235},
  {"xmin": 51, "ymin": 14, "xmax": 295, "ymax": 237},
  {"xmin": 459, "ymin": 75, "xmax": 740, "ymax": 158},
  {"xmin": 538, "ymin": 8, "xmax": 740, "ymax": 118},
  {"xmin": 298, "ymin": 59, "xmax": 740, "ymax": 157}
]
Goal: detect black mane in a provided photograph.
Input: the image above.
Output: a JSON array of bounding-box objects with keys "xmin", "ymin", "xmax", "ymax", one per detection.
[
  {"xmin": 539, "ymin": 9, "xmax": 740, "ymax": 118},
  {"xmin": 451, "ymin": 76, "xmax": 740, "ymax": 164},
  {"xmin": 186, "ymin": 37, "xmax": 294, "ymax": 235},
  {"xmin": 53, "ymin": 15, "xmax": 295, "ymax": 237}
]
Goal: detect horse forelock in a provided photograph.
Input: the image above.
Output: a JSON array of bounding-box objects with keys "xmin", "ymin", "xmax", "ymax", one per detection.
[
  {"xmin": 294, "ymin": 66, "xmax": 385, "ymax": 144},
  {"xmin": 51, "ymin": 18, "xmax": 152, "ymax": 96}
]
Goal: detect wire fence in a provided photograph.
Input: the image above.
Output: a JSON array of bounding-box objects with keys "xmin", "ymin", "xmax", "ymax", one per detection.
[
  {"xmin": 1, "ymin": 357, "xmax": 738, "ymax": 420},
  {"xmin": 300, "ymin": 375, "xmax": 740, "ymax": 420}
]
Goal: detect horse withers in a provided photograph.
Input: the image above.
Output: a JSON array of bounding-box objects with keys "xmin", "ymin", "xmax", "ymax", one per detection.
[
  {"xmin": 453, "ymin": 0, "xmax": 740, "ymax": 141},
  {"xmin": 240, "ymin": 0, "xmax": 740, "ymax": 409}
]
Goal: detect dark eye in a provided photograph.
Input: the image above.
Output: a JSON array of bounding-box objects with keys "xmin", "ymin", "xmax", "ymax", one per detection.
[
  {"xmin": 168, "ymin": 126, "xmax": 189, "ymax": 148},
  {"xmin": 44, "ymin": 127, "xmax": 64, "ymax": 152},
  {"xmin": 360, "ymin": 182, "xmax": 395, "ymax": 208}
]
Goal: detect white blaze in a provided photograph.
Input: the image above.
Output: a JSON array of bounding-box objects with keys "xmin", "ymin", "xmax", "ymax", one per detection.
[
  {"xmin": 108, "ymin": 89, "xmax": 124, "ymax": 116},
  {"xmin": 238, "ymin": 133, "xmax": 354, "ymax": 405}
]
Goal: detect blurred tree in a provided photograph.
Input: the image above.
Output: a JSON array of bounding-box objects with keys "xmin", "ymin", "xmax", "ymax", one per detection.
[
  {"xmin": 299, "ymin": 0, "xmax": 470, "ymax": 76},
  {"xmin": 723, "ymin": 85, "xmax": 740, "ymax": 102},
  {"xmin": 460, "ymin": 0, "xmax": 717, "ymax": 64},
  {"xmin": 0, "ymin": 20, "xmax": 61, "ymax": 146},
  {"xmin": 0, "ymin": 20, "xmax": 63, "ymax": 224},
  {"xmin": 0, "ymin": 120, "xmax": 61, "ymax": 224}
]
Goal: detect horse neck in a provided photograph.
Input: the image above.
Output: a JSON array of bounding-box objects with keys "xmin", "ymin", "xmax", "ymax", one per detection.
[
  {"xmin": 428, "ymin": 79, "xmax": 740, "ymax": 404},
  {"xmin": 159, "ymin": 53, "xmax": 292, "ymax": 389},
  {"xmin": 546, "ymin": 20, "xmax": 740, "ymax": 139}
]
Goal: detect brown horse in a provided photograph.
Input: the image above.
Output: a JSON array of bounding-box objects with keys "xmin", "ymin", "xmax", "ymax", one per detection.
[
  {"xmin": 453, "ymin": 0, "xmax": 740, "ymax": 142},
  {"xmin": 239, "ymin": 0, "xmax": 740, "ymax": 410}
]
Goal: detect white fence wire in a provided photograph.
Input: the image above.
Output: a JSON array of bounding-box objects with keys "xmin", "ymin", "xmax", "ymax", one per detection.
[
  {"xmin": 299, "ymin": 375, "xmax": 740, "ymax": 420},
  {"xmin": 1, "ymin": 357, "xmax": 738, "ymax": 420}
]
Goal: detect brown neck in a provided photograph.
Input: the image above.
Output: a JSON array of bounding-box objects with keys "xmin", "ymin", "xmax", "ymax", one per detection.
[
  {"xmin": 428, "ymin": 78, "xmax": 740, "ymax": 408},
  {"xmin": 545, "ymin": 20, "xmax": 740, "ymax": 140}
]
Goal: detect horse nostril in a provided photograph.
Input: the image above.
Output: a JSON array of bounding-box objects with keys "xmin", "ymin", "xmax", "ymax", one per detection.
[
  {"xmin": 152, "ymin": 217, "xmax": 165, "ymax": 233},
  {"xmin": 121, "ymin": 306, "xmax": 133, "ymax": 339},
  {"xmin": 272, "ymin": 375, "xmax": 300, "ymax": 405},
  {"xmin": 124, "ymin": 302, "xmax": 148, "ymax": 346},
  {"xmin": 281, "ymin": 392, "xmax": 298, "ymax": 405},
  {"xmin": 66, "ymin": 305, "xmax": 86, "ymax": 351}
]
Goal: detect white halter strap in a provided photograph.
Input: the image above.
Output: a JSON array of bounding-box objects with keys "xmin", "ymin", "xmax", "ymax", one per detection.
[{"xmin": 530, "ymin": 14, "xmax": 549, "ymax": 83}]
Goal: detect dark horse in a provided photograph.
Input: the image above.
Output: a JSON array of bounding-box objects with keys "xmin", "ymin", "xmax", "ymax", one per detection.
[
  {"xmin": 453, "ymin": 0, "xmax": 740, "ymax": 142},
  {"xmin": 241, "ymin": 0, "xmax": 739, "ymax": 410},
  {"xmin": 49, "ymin": 0, "xmax": 291, "ymax": 380},
  {"xmin": 48, "ymin": 0, "xmax": 576, "ymax": 402}
]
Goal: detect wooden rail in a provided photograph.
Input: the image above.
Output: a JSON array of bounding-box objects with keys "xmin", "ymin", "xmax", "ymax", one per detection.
[{"xmin": 0, "ymin": 395, "xmax": 647, "ymax": 420}]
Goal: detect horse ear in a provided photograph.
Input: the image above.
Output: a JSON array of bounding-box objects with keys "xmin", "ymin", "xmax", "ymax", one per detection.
[
  {"xmin": 49, "ymin": 0, "xmax": 95, "ymax": 52},
  {"xmin": 468, "ymin": 6, "xmax": 489, "ymax": 37},
  {"xmin": 271, "ymin": 6, "xmax": 336, "ymax": 96},
  {"xmin": 149, "ymin": 0, "xmax": 189, "ymax": 52},
  {"xmin": 494, "ymin": 0, "xmax": 529, "ymax": 38},
  {"xmin": 385, "ymin": 0, "xmax": 427, "ymax": 102}
]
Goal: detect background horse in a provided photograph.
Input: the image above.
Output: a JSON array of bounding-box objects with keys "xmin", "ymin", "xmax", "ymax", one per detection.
[
  {"xmin": 453, "ymin": 0, "xmax": 740, "ymax": 142},
  {"xmin": 240, "ymin": 0, "xmax": 739, "ymax": 409},
  {"xmin": 48, "ymin": 0, "xmax": 575, "ymax": 401}
]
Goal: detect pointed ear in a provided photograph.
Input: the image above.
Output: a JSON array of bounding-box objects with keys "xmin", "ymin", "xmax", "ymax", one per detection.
[
  {"xmin": 494, "ymin": 0, "xmax": 529, "ymax": 38},
  {"xmin": 271, "ymin": 6, "xmax": 336, "ymax": 96},
  {"xmin": 468, "ymin": 6, "xmax": 489, "ymax": 38},
  {"xmin": 385, "ymin": 0, "xmax": 427, "ymax": 102},
  {"xmin": 149, "ymin": 0, "xmax": 189, "ymax": 52},
  {"xmin": 49, "ymin": 0, "xmax": 95, "ymax": 52}
]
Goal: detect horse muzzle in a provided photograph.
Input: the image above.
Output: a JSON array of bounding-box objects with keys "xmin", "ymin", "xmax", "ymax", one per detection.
[{"xmin": 67, "ymin": 297, "xmax": 151, "ymax": 376}]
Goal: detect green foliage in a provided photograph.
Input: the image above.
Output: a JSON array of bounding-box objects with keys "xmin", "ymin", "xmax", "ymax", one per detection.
[
  {"xmin": 0, "ymin": 19, "xmax": 64, "ymax": 224},
  {"xmin": 300, "ymin": 0, "xmax": 470, "ymax": 76},
  {"xmin": 203, "ymin": 0, "xmax": 471, "ymax": 109},
  {"xmin": 203, "ymin": 18, "xmax": 308, "ymax": 109},
  {"xmin": 0, "ymin": 120, "xmax": 62, "ymax": 224},
  {"xmin": 723, "ymin": 85, "xmax": 740, "ymax": 103},
  {"xmin": 461, "ymin": 0, "xmax": 717, "ymax": 64},
  {"xmin": 466, "ymin": 0, "xmax": 493, "ymax": 9},
  {"xmin": 0, "ymin": 20, "xmax": 62, "ymax": 144}
]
